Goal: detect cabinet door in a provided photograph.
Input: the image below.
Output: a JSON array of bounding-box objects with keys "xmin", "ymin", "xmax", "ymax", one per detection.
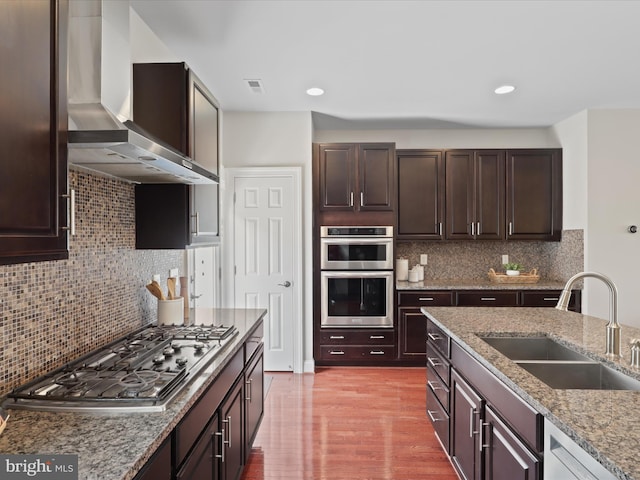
[
  {"xmin": 190, "ymin": 70, "xmax": 219, "ymax": 175},
  {"xmin": 506, "ymin": 149, "xmax": 562, "ymax": 241},
  {"xmin": 245, "ymin": 346, "xmax": 264, "ymax": 461},
  {"xmin": 483, "ymin": 406, "xmax": 541, "ymax": 480},
  {"xmin": 358, "ymin": 144, "xmax": 395, "ymax": 211},
  {"xmin": 475, "ymin": 150, "xmax": 505, "ymax": 239},
  {"xmin": 318, "ymin": 144, "xmax": 356, "ymax": 211},
  {"xmin": 445, "ymin": 151, "xmax": 475, "ymax": 239},
  {"xmin": 135, "ymin": 436, "xmax": 172, "ymax": 480},
  {"xmin": 398, "ymin": 308, "xmax": 428, "ymax": 360},
  {"xmin": 220, "ymin": 379, "xmax": 244, "ymax": 480},
  {"xmin": 397, "ymin": 150, "xmax": 444, "ymax": 239},
  {"xmin": 0, "ymin": 0, "xmax": 69, "ymax": 265},
  {"xmin": 451, "ymin": 370, "xmax": 483, "ymax": 480},
  {"xmin": 177, "ymin": 414, "xmax": 219, "ymax": 480},
  {"xmin": 135, "ymin": 184, "xmax": 190, "ymax": 249}
]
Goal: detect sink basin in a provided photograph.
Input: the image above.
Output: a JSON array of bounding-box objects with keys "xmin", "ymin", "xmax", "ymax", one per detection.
[
  {"xmin": 479, "ymin": 336, "xmax": 592, "ymax": 361},
  {"xmin": 518, "ymin": 361, "xmax": 640, "ymax": 391}
]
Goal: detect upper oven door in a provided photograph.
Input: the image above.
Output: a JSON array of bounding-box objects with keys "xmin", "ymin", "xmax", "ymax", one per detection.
[{"xmin": 320, "ymin": 237, "xmax": 393, "ymax": 270}]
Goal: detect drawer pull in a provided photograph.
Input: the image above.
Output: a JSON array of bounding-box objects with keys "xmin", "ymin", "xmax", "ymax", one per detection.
[
  {"xmin": 329, "ymin": 350, "xmax": 345, "ymax": 355},
  {"xmin": 329, "ymin": 335, "xmax": 345, "ymax": 340},
  {"xmin": 427, "ymin": 409, "xmax": 445, "ymax": 423},
  {"xmin": 543, "ymin": 297, "xmax": 559, "ymax": 301},
  {"xmin": 369, "ymin": 335, "xmax": 385, "ymax": 339},
  {"xmin": 428, "ymin": 333, "xmax": 442, "ymax": 341},
  {"xmin": 428, "ymin": 380, "xmax": 444, "ymax": 391},
  {"xmin": 480, "ymin": 297, "xmax": 497, "ymax": 301},
  {"xmin": 419, "ymin": 297, "xmax": 435, "ymax": 301},
  {"xmin": 369, "ymin": 350, "xmax": 385, "ymax": 355},
  {"xmin": 427, "ymin": 357, "xmax": 443, "ymax": 367}
]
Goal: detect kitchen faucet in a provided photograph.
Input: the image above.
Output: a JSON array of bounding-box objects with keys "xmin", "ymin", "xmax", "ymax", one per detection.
[{"xmin": 555, "ymin": 271, "xmax": 621, "ymax": 358}]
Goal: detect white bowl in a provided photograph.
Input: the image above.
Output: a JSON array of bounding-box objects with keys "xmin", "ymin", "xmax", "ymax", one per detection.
[{"xmin": 506, "ymin": 270, "xmax": 520, "ymax": 276}]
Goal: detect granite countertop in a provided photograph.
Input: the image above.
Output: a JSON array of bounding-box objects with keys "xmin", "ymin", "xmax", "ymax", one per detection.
[
  {"xmin": 421, "ymin": 306, "xmax": 640, "ymax": 480},
  {"xmin": 0, "ymin": 308, "xmax": 267, "ymax": 480},
  {"xmin": 397, "ymin": 278, "xmax": 570, "ymax": 290}
]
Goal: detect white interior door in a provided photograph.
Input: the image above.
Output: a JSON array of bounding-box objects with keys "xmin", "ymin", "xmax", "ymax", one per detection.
[{"xmin": 233, "ymin": 173, "xmax": 298, "ymax": 371}]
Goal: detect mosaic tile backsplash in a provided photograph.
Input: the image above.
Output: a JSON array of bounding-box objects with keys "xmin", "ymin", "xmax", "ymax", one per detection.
[
  {"xmin": 0, "ymin": 169, "xmax": 183, "ymax": 396},
  {"xmin": 396, "ymin": 229, "xmax": 584, "ymax": 282}
]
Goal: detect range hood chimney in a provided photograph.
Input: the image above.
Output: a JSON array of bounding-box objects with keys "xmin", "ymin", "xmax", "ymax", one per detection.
[{"xmin": 67, "ymin": 0, "xmax": 217, "ymax": 184}]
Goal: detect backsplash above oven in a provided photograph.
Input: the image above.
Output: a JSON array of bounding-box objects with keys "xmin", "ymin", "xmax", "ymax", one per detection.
[{"xmin": 0, "ymin": 169, "xmax": 183, "ymax": 396}]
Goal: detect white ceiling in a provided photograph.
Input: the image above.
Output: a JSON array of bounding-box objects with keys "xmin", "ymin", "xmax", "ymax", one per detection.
[{"xmin": 130, "ymin": 0, "xmax": 640, "ymax": 129}]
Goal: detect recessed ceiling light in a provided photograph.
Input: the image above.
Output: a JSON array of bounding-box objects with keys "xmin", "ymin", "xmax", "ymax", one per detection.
[
  {"xmin": 494, "ymin": 85, "xmax": 516, "ymax": 95},
  {"xmin": 306, "ymin": 87, "xmax": 325, "ymax": 96}
]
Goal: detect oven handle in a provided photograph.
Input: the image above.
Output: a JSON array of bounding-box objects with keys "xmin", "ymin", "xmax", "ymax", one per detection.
[
  {"xmin": 320, "ymin": 270, "xmax": 394, "ymax": 279},
  {"xmin": 320, "ymin": 237, "xmax": 394, "ymax": 245}
]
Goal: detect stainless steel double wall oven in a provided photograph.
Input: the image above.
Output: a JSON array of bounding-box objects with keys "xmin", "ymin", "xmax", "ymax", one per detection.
[{"xmin": 320, "ymin": 226, "xmax": 394, "ymax": 328}]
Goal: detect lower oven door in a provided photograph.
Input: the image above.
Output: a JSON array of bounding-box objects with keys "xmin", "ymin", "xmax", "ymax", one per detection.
[{"xmin": 321, "ymin": 270, "xmax": 393, "ymax": 328}]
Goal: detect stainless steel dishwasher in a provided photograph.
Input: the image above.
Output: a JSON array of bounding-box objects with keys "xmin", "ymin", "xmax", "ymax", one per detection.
[{"xmin": 544, "ymin": 419, "xmax": 617, "ymax": 480}]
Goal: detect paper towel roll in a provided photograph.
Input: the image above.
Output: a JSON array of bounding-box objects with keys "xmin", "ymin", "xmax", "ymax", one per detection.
[{"xmin": 396, "ymin": 258, "xmax": 409, "ymax": 281}]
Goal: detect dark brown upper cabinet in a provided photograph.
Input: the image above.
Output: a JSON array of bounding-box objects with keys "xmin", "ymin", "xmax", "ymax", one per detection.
[
  {"xmin": 506, "ymin": 149, "xmax": 562, "ymax": 241},
  {"xmin": 0, "ymin": 0, "xmax": 69, "ymax": 265},
  {"xmin": 133, "ymin": 63, "xmax": 220, "ymax": 248},
  {"xmin": 317, "ymin": 143, "xmax": 395, "ymax": 212},
  {"xmin": 396, "ymin": 150, "xmax": 444, "ymax": 239},
  {"xmin": 445, "ymin": 150, "xmax": 505, "ymax": 240}
]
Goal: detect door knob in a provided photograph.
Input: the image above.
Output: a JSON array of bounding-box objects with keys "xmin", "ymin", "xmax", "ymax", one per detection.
[{"xmin": 278, "ymin": 281, "xmax": 292, "ymax": 287}]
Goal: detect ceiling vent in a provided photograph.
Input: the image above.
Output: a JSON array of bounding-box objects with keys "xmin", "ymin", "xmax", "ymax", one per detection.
[{"xmin": 245, "ymin": 79, "xmax": 265, "ymax": 94}]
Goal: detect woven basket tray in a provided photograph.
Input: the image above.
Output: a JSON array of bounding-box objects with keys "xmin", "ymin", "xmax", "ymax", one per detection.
[{"xmin": 488, "ymin": 268, "xmax": 540, "ymax": 284}]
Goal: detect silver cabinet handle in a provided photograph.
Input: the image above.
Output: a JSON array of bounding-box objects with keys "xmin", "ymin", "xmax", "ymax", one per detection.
[
  {"xmin": 369, "ymin": 350, "xmax": 385, "ymax": 355},
  {"xmin": 544, "ymin": 297, "xmax": 559, "ymax": 301},
  {"xmin": 508, "ymin": 221, "xmax": 513, "ymax": 235},
  {"xmin": 215, "ymin": 429, "xmax": 225, "ymax": 462},
  {"xmin": 222, "ymin": 416, "xmax": 232, "ymax": 449},
  {"xmin": 245, "ymin": 378, "xmax": 252, "ymax": 401},
  {"xmin": 477, "ymin": 222, "xmax": 481, "ymax": 235},
  {"xmin": 427, "ymin": 380, "xmax": 443, "ymax": 391},
  {"xmin": 329, "ymin": 350, "xmax": 345, "ymax": 355},
  {"xmin": 191, "ymin": 212, "xmax": 201, "ymax": 235},
  {"xmin": 369, "ymin": 335, "xmax": 385, "ymax": 339},
  {"xmin": 428, "ymin": 333, "xmax": 442, "ymax": 341},
  {"xmin": 438, "ymin": 222, "xmax": 443, "ymax": 236},
  {"xmin": 278, "ymin": 281, "xmax": 292, "ymax": 287},
  {"xmin": 479, "ymin": 421, "xmax": 490, "ymax": 452},
  {"xmin": 427, "ymin": 409, "xmax": 445, "ymax": 422},
  {"xmin": 349, "ymin": 192, "xmax": 354, "ymax": 207},
  {"xmin": 329, "ymin": 335, "xmax": 345, "ymax": 340},
  {"xmin": 360, "ymin": 191, "xmax": 364, "ymax": 207},
  {"xmin": 470, "ymin": 223, "xmax": 475, "ymax": 236},
  {"xmin": 61, "ymin": 189, "xmax": 76, "ymax": 235},
  {"xmin": 427, "ymin": 357, "xmax": 442, "ymax": 368},
  {"xmin": 481, "ymin": 297, "xmax": 497, "ymax": 301},
  {"xmin": 470, "ymin": 408, "xmax": 480, "ymax": 438},
  {"xmin": 419, "ymin": 297, "xmax": 435, "ymax": 301}
]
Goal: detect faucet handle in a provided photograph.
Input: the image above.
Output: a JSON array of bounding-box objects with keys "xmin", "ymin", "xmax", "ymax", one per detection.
[{"xmin": 630, "ymin": 339, "xmax": 640, "ymax": 368}]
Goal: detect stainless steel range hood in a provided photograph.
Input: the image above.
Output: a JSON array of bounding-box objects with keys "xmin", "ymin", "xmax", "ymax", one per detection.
[{"xmin": 67, "ymin": 0, "xmax": 218, "ymax": 185}]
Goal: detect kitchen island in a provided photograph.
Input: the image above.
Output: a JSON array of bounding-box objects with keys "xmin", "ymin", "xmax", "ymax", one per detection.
[
  {"xmin": 0, "ymin": 308, "xmax": 266, "ymax": 480},
  {"xmin": 422, "ymin": 306, "xmax": 640, "ymax": 480}
]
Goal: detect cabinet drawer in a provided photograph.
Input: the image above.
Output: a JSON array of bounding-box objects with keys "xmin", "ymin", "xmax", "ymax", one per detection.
[
  {"xmin": 427, "ymin": 318, "xmax": 450, "ymax": 358},
  {"xmin": 398, "ymin": 291, "xmax": 453, "ymax": 307},
  {"xmin": 319, "ymin": 345, "xmax": 396, "ymax": 360},
  {"xmin": 319, "ymin": 330, "xmax": 395, "ymax": 345},
  {"xmin": 427, "ymin": 381, "xmax": 450, "ymax": 453},
  {"xmin": 427, "ymin": 342, "xmax": 450, "ymax": 388},
  {"xmin": 427, "ymin": 363, "xmax": 450, "ymax": 411},
  {"xmin": 451, "ymin": 342, "xmax": 543, "ymax": 453},
  {"xmin": 521, "ymin": 290, "xmax": 580, "ymax": 312},
  {"xmin": 456, "ymin": 291, "xmax": 519, "ymax": 306}
]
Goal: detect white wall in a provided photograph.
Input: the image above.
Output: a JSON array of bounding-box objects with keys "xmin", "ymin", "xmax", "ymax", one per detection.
[
  {"xmin": 314, "ymin": 127, "xmax": 559, "ymax": 149},
  {"xmin": 221, "ymin": 112, "xmax": 315, "ymax": 372}
]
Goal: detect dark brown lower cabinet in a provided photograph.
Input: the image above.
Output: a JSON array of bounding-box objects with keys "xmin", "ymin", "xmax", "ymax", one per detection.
[
  {"xmin": 483, "ymin": 406, "xmax": 540, "ymax": 480},
  {"xmin": 220, "ymin": 379, "xmax": 244, "ymax": 480},
  {"xmin": 451, "ymin": 370, "xmax": 483, "ymax": 480},
  {"xmin": 135, "ymin": 437, "xmax": 172, "ymax": 480},
  {"xmin": 245, "ymin": 346, "xmax": 265, "ymax": 460},
  {"xmin": 177, "ymin": 414, "xmax": 219, "ymax": 480}
]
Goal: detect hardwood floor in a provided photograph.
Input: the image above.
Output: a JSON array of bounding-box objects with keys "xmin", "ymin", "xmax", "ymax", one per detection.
[{"xmin": 241, "ymin": 367, "xmax": 458, "ymax": 480}]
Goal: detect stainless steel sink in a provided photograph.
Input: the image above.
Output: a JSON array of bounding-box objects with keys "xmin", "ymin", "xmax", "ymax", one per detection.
[
  {"xmin": 518, "ymin": 361, "xmax": 640, "ymax": 391},
  {"xmin": 479, "ymin": 335, "xmax": 640, "ymax": 391},
  {"xmin": 479, "ymin": 336, "xmax": 592, "ymax": 361}
]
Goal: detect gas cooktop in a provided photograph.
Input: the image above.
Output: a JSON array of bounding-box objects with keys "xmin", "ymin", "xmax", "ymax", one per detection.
[{"xmin": 3, "ymin": 324, "xmax": 238, "ymax": 413}]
